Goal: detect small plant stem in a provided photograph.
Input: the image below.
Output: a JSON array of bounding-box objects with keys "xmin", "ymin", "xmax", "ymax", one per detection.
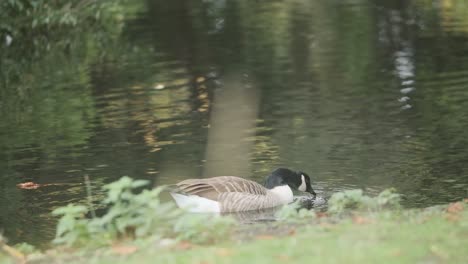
[{"xmin": 84, "ymin": 174, "xmax": 96, "ymax": 218}]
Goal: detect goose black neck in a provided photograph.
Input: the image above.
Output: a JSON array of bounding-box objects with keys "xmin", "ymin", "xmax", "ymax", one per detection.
[{"xmin": 264, "ymin": 168, "xmax": 298, "ymax": 189}]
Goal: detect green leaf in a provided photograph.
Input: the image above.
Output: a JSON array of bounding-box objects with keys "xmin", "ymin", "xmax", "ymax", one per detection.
[
  {"xmin": 52, "ymin": 204, "xmax": 87, "ymax": 216},
  {"xmin": 56, "ymin": 216, "xmax": 75, "ymax": 237},
  {"xmin": 131, "ymin": 179, "xmax": 150, "ymax": 188}
]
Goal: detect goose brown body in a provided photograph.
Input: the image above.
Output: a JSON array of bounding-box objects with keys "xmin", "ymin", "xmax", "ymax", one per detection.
[{"xmin": 175, "ymin": 176, "xmax": 289, "ymax": 212}]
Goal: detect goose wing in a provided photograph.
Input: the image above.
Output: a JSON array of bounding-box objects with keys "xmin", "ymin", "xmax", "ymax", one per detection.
[
  {"xmin": 218, "ymin": 192, "xmax": 281, "ymax": 212},
  {"xmin": 175, "ymin": 176, "xmax": 267, "ymax": 201}
]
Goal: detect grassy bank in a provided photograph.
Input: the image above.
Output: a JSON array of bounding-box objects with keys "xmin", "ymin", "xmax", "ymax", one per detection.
[
  {"xmin": 1, "ymin": 178, "xmax": 466, "ymax": 264},
  {"xmin": 72, "ymin": 203, "xmax": 468, "ymax": 263},
  {"xmin": 1, "ymin": 201, "xmax": 466, "ymax": 264},
  {"xmin": 138, "ymin": 204, "xmax": 466, "ymax": 264}
]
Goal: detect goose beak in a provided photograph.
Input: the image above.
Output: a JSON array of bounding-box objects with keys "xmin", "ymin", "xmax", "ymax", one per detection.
[
  {"xmin": 309, "ymin": 190, "xmax": 317, "ymax": 198},
  {"xmin": 306, "ymin": 186, "xmax": 317, "ymax": 198}
]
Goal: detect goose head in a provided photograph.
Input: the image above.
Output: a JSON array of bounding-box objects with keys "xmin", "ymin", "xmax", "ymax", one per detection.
[{"xmin": 264, "ymin": 168, "xmax": 317, "ymax": 198}]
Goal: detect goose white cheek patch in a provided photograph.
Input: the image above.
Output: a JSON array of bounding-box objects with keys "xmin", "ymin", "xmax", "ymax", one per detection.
[{"xmin": 298, "ymin": 175, "xmax": 307, "ymax": 192}]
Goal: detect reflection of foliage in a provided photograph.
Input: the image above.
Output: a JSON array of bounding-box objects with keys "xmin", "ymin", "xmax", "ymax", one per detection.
[
  {"xmin": 0, "ymin": 1, "xmax": 142, "ymax": 155},
  {"xmin": 0, "ymin": 51, "xmax": 96, "ymax": 156},
  {"xmin": 0, "ymin": 1, "xmax": 141, "ymax": 246},
  {"xmin": 395, "ymin": 1, "xmax": 468, "ymax": 205},
  {"xmin": 0, "ymin": 0, "xmax": 131, "ymax": 54},
  {"xmin": 414, "ymin": 0, "xmax": 468, "ymax": 33},
  {"xmin": 1, "ymin": 37, "xmax": 96, "ymax": 229}
]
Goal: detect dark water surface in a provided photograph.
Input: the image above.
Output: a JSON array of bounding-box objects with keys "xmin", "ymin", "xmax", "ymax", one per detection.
[{"xmin": 1, "ymin": 0, "xmax": 468, "ymax": 245}]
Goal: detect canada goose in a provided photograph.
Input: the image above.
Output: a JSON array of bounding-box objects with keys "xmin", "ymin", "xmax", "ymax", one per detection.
[{"xmin": 170, "ymin": 168, "xmax": 316, "ymax": 213}]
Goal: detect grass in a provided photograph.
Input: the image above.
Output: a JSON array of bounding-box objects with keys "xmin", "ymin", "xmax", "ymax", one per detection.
[
  {"xmin": 8, "ymin": 200, "xmax": 466, "ymax": 264},
  {"xmin": 91, "ymin": 205, "xmax": 468, "ymax": 264},
  {"xmin": 1, "ymin": 181, "xmax": 466, "ymax": 264}
]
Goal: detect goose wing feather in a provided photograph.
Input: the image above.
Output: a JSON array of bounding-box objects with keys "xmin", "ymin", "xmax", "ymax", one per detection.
[
  {"xmin": 175, "ymin": 176, "xmax": 267, "ymax": 201},
  {"xmin": 218, "ymin": 192, "xmax": 281, "ymax": 212}
]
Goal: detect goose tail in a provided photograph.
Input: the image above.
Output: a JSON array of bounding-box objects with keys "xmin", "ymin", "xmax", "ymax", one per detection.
[{"xmin": 169, "ymin": 191, "xmax": 221, "ymax": 213}]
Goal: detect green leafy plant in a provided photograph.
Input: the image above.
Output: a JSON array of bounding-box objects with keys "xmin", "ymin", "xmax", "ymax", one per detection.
[
  {"xmin": 376, "ymin": 188, "xmax": 401, "ymax": 209},
  {"xmin": 328, "ymin": 188, "xmax": 401, "ymax": 214},
  {"xmin": 52, "ymin": 176, "xmax": 234, "ymax": 247},
  {"xmin": 91, "ymin": 177, "xmax": 181, "ymax": 238},
  {"xmin": 52, "ymin": 204, "xmax": 90, "ymax": 246},
  {"xmin": 275, "ymin": 202, "xmax": 316, "ymax": 223},
  {"xmin": 13, "ymin": 243, "xmax": 36, "ymax": 255}
]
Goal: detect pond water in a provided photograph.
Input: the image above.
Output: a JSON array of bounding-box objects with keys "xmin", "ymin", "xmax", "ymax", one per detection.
[{"xmin": 1, "ymin": 0, "xmax": 468, "ymax": 246}]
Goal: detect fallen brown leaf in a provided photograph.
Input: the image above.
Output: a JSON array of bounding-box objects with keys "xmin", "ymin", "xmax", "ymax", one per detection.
[
  {"xmin": 255, "ymin": 235, "xmax": 276, "ymax": 240},
  {"xmin": 276, "ymin": 255, "xmax": 290, "ymax": 261},
  {"xmin": 175, "ymin": 241, "xmax": 194, "ymax": 250},
  {"xmin": 16, "ymin": 182, "xmax": 61, "ymax": 189},
  {"xmin": 352, "ymin": 216, "xmax": 373, "ymax": 225},
  {"xmin": 111, "ymin": 245, "xmax": 138, "ymax": 255},
  {"xmin": 445, "ymin": 213, "xmax": 460, "ymax": 222},
  {"xmin": 288, "ymin": 229, "xmax": 296, "ymax": 236},
  {"xmin": 319, "ymin": 223, "xmax": 335, "ymax": 229},
  {"xmin": 417, "ymin": 216, "xmax": 431, "ymax": 224},
  {"xmin": 215, "ymin": 248, "xmax": 233, "ymax": 257},
  {"xmin": 447, "ymin": 202, "xmax": 463, "ymax": 214},
  {"xmin": 17, "ymin": 182, "xmax": 41, "ymax": 190},
  {"xmin": 316, "ymin": 212, "xmax": 328, "ymax": 218},
  {"xmin": 390, "ymin": 249, "xmax": 402, "ymax": 257}
]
